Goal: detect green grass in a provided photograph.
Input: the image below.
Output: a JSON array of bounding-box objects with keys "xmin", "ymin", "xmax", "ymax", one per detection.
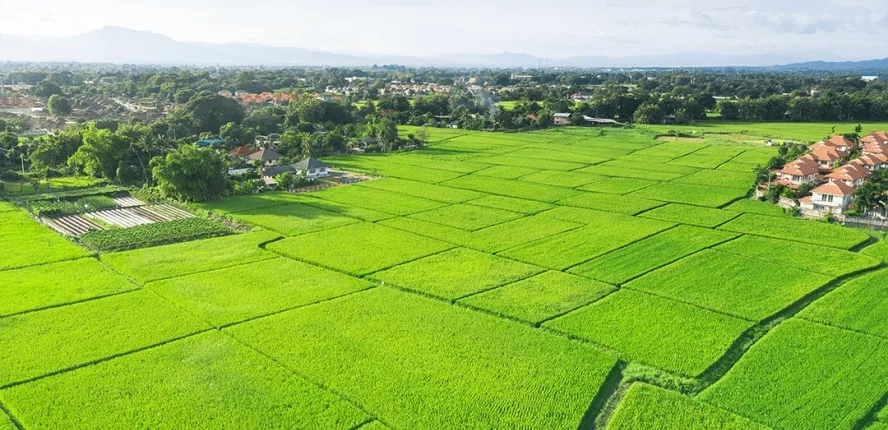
[
  {"xmin": 0, "ymin": 332, "xmax": 368, "ymax": 429},
  {"xmin": 370, "ymin": 248, "xmax": 543, "ymax": 300},
  {"xmin": 715, "ymin": 235, "xmax": 881, "ymax": 277},
  {"xmin": 191, "ymin": 191, "xmax": 305, "ymax": 213},
  {"xmin": 356, "ymin": 178, "xmax": 484, "ymax": 203},
  {"xmin": 607, "ymin": 383, "xmax": 769, "ymax": 430},
  {"xmin": 624, "ymin": 250, "xmax": 832, "ymax": 321},
  {"xmin": 100, "ymin": 231, "xmax": 279, "ymax": 283},
  {"xmin": 0, "ymin": 258, "xmax": 138, "ymax": 317},
  {"xmin": 545, "ymin": 290, "xmax": 753, "ymax": 377},
  {"xmin": 443, "ymin": 175, "xmax": 581, "ymax": 203},
  {"xmin": 230, "ymin": 202, "xmax": 361, "ymax": 236},
  {"xmin": 149, "ymin": 258, "xmax": 373, "ymax": 326},
  {"xmin": 673, "ymin": 169, "xmax": 754, "ymax": 190},
  {"xmin": 408, "ymin": 203, "xmax": 524, "ymax": 231},
  {"xmin": 723, "ymin": 199, "xmax": 791, "ymax": 217},
  {"xmin": 0, "ymin": 290, "xmax": 209, "ymax": 386},
  {"xmin": 578, "ymin": 177, "xmax": 659, "ymax": 195},
  {"xmin": 557, "ymin": 191, "xmax": 664, "ymax": 215},
  {"xmin": 473, "ymin": 165, "xmax": 539, "ymax": 179},
  {"xmin": 459, "ymin": 270, "xmax": 615, "ymax": 324},
  {"xmin": 266, "ymin": 223, "xmax": 453, "ymax": 276},
  {"xmin": 306, "ymin": 185, "xmax": 446, "ymax": 216},
  {"xmin": 570, "ymin": 226, "xmax": 737, "ymax": 285},
  {"xmin": 518, "ymin": 170, "xmax": 607, "ymax": 188},
  {"xmin": 699, "ymin": 319, "xmax": 888, "ymax": 430},
  {"xmin": 630, "ymin": 182, "xmax": 747, "ymax": 208},
  {"xmin": 718, "ymin": 213, "xmax": 871, "ymax": 249},
  {"xmin": 798, "ymin": 268, "xmax": 888, "ymax": 338},
  {"xmin": 637, "ymin": 203, "xmax": 740, "ymax": 228},
  {"xmin": 225, "ymin": 288, "xmax": 618, "ymax": 430}
]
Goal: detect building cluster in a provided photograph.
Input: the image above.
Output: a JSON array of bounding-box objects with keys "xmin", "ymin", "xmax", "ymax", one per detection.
[
  {"xmin": 774, "ymin": 132, "xmax": 888, "ymax": 214},
  {"xmin": 218, "ymin": 90, "xmax": 294, "ymax": 108},
  {"xmin": 227, "ymin": 145, "xmax": 330, "ymax": 186}
]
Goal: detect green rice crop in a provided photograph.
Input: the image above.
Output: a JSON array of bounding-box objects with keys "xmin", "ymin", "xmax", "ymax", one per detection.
[
  {"xmin": 0, "ymin": 258, "xmax": 138, "ymax": 317},
  {"xmin": 717, "ymin": 160, "xmax": 762, "ymax": 173},
  {"xmin": 370, "ymin": 248, "xmax": 543, "ymax": 300},
  {"xmin": 408, "ymin": 203, "xmax": 524, "ymax": 231},
  {"xmin": 694, "ymin": 145, "xmax": 747, "ymax": 157},
  {"xmin": 443, "ymin": 175, "xmax": 581, "ymax": 203},
  {"xmin": 667, "ymin": 153, "xmax": 735, "ymax": 169},
  {"xmin": 507, "ymin": 148, "xmax": 609, "ymax": 164},
  {"xmin": 557, "ymin": 191, "xmax": 664, "ymax": 215},
  {"xmin": 466, "ymin": 195, "xmax": 554, "ymax": 214},
  {"xmin": 501, "ymin": 213, "xmax": 672, "ymax": 270},
  {"xmin": 674, "ymin": 169, "xmax": 754, "ymax": 190},
  {"xmin": 385, "ymin": 154, "xmax": 491, "ymax": 173},
  {"xmin": 0, "ymin": 332, "xmax": 368, "ymax": 429},
  {"xmin": 300, "ymin": 198, "xmax": 393, "ymax": 222},
  {"xmin": 101, "ymin": 230, "xmax": 279, "ymax": 283},
  {"xmin": 518, "ymin": 170, "xmax": 608, "ymax": 188},
  {"xmin": 631, "ymin": 141, "xmax": 708, "ymax": 158},
  {"xmin": 616, "ymin": 153, "xmax": 677, "ymax": 164},
  {"xmin": 624, "ymin": 249, "xmax": 832, "ymax": 321},
  {"xmin": 731, "ymin": 146, "xmax": 777, "ymax": 163},
  {"xmin": 356, "ymin": 421, "xmax": 389, "ymax": 430},
  {"xmin": 798, "ymin": 268, "xmax": 888, "ymax": 338},
  {"xmin": 570, "ymin": 226, "xmax": 738, "ymax": 285},
  {"xmin": 472, "ymin": 165, "xmax": 538, "ymax": 179},
  {"xmin": 192, "ymin": 191, "xmax": 305, "ymax": 214},
  {"xmin": 225, "ymin": 288, "xmax": 618, "ymax": 430},
  {"xmin": 356, "ymin": 178, "xmax": 484, "ymax": 203},
  {"xmin": 630, "ymin": 182, "xmax": 747, "ymax": 207},
  {"xmin": 229, "ymin": 203, "xmax": 361, "ymax": 236},
  {"xmin": 0, "ymin": 410, "xmax": 12, "ymax": 429},
  {"xmin": 266, "ymin": 223, "xmax": 453, "ymax": 275},
  {"xmin": 323, "ymin": 156, "xmax": 464, "ymax": 183},
  {"xmin": 0, "ymin": 211, "xmax": 90, "ymax": 270},
  {"xmin": 459, "ymin": 271, "xmax": 614, "ymax": 324},
  {"xmin": 149, "ymin": 258, "xmax": 373, "ymax": 326},
  {"xmin": 699, "ymin": 319, "xmax": 888, "ymax": 430},
  {"xmin": 533, "ymin": 206, "xmax": 615, "ymax": 224},
  {"xmin": 723, "ymin": 199, "xmax": 791, "ymax": 217},
  {"xmin": 79, "ymin": 218, "xmax": 233, "ymax": 252},
  {"xmin": 306, "ymin": 185, "xmax": 446, "ymax": 216},
  {"xmin": 578, "ymin": 177, "xmax": 659, "ymax": 195},
  {"xmin": 716, "ymin": 235, "xmax": 881, "ymax": 277},
  {"xmin": 607, "ymin": 383, "xmax": 769, "ymax": 430},
  {"xmin": 718, "ymin": 213, "xmax": 871, "ymax": 249},
  {"xmin": 545, "ymin": 290, "xmax": 752, "ymax": 377},
  {"xmin": 377, "ymin": 216, "xmax": 474, "ymax": 246},
  {"xmin": 0, "ymin": 290, "xmax": 209, "ymax": 386},
  {"xmin": 598, "ymin": 160, "xmax": 700, "ymax": 175},
  {"xmin": 474, "ymin": 155, "xmax": 586, "ymax": 171},
  {"xmin": 861, "ymin": 239, "xmax": 888, "ymax": 262},
  {"xmin": 576, "ymin": 165, "xmax": 684, "ymax": 181},
  {"xmin": 637, "ymin": 203, "xmax": 741, "ymax": 228}
]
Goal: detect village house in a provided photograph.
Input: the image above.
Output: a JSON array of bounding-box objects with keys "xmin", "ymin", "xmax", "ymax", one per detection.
[
  {"xmin": 803, "ymin": 180, "xmax": 857, "ymax": 214},
  {"xmin": 247, "ymin": 148, "xmax": 283, "ymax": 167},
  {"xmin": 777, "ymin": 155, "xmax": 820, "ymax": 188},
  {"xmin": 850, "ymin": 153, "xmax": 888, "ymax": 171},
  {"xmin": 827, "ymin": 163, "xmax": 870, "ymax": 188},
  {"xmin": 553, "ymin": 113, "xmax": 571, "ymax": 126},
  {"xmin": 259, "ymin": 157, "xmax": 330, "ymax": 186},
  {"xmin": 808, "ymin": 141, "xmax": 850, "ymax": 171},
  {"xmin": 228, "ymin": 146, "xmax": 253, "ymax": 157}
]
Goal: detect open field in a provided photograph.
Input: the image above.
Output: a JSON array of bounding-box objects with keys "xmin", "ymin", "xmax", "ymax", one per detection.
[{"xmin": 3, "ymin": 123, "xmax": 886, "ymax": 429}]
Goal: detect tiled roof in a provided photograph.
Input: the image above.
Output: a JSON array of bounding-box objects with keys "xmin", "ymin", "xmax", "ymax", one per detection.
[
  {"xmin": 780, "ymin": 156, "xmax": 819, "ymax": 177},
  {"xmin": 809, "ymin": 143, "xmax": 849, "ymax": 163},
  {"xmin": 828, "ymin": 163, "xmax": 870, "ymax": 181},
  {"xmin": 247, "ymin": 148, "xmax": 282, "ymax": 161},
  {"xmin": 228, "ymin": 145, "xmax": 253, "ymax": 156},
  {"xmin": 813, "ymin": 180, "xmax": 856, "ymax": 196},
  {"xmin": 824, "ymin": 135, "xmax": 855, "ymax": 148},
  {"xmin": 292, "ymin": 157, "xmax": 328, "ymax": 170}
]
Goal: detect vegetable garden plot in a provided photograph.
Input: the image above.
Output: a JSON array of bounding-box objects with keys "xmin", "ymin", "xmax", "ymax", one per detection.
[
  {"xmin": 370, "ymin": 248, "xmax": 543, "ymax": 300},
  {"xmin": 266, "ymin": 223, "xmax": 453, "ymax": 276},
  {"xmin": 473, "ymin": 155, "xmax": 587, "ymax": 172},
  {"xmin": 225, "ymin": 288, "xmax": 618, "ymax": 430},
  {"xmin": 624, "ymin": 249, "xmax": 833, "ymax": 321},
  {"xmin": 356, "ymin": 177, "xmax": 484, "ymax": 203},
  {"xmin": 472, "ymin": 165, "xmax": 539, "ymax": 179},
  {"xmin": 101, "ymin": 230, "xmax": 279, "ymax": 284},
  {"xmin": 630, "ymin": 141, "xmax": 709, "ymax": 158},
  {"xmin": 606, "ymin": 383, "xmax": 769, "ymax": 430},
  {"xmin": 596, "ymin": 159, "xmax": 700, "ymax": 175},
  {"xmin": 673, "ymin": 169, "xmax": 755, "ymax": 190},
  {"xmin": 570, "ymin": 226, "xmax": 738, "ymax": 285},
  {"xmin": 557, "ymin": 191, "xmax": 664, "ymax": 215},
  {"xmin": 0, "ymin": 258, "xmax": 138, "ymax": 317},
  {"xmin": 545, "ymin": 290, "xmax": 752, "ymax": 377},
  {"xmin": 575, "ymin": 165, "xmax": 685, "ymax": 182},
  {"xmin": 78, "ymin": 218, "xmax": 233, "ymax": 252},
  {"xmin": 716, "ymin": 235, "xmax": 881, "ymax": 277},
  {"xmin": 518, "ymin": 170, "xmax": 608, "ymax": 188},
  {"xmin": 500, "ymin": 214, "xmax": 672, "ymax": 270},
  {"xmin": 718, "ymin": 213, "xmax": 871, "ymax": 249},
  {"xmin": 466, "ymin": 195, "xmax": 554, "ymax": 214},
  {"xmin": 798, "ymin": 268, "xmax": 888, "ymax": 338},
  {"xmin": 408, "ymin": 203, "xmax": 524, "ymax": 231},
  {"xmin": 0, "ymin": 290, "xmax": 209, "ymax": 386},
  {"xmin": 578, "ymin": 177, "xmax": 659, "ymax": 195},
  {"xmin": 699, "ymin": 319, "xmax": 888, "ymax": 430},
  {"xmin": 630, "ymin": 182, "xmax": 747, "ymax": 208},
  {"xmin": 667, "ymin": 153, "xmax": 736, "ymax": 169},
  {"xmin": 723, "ymin": 199, "xmax": 790, "ymax": 217},
  {"xmin": 0, "ymin": 332, "xmax": 368, "ymax": 429},
  {"xmin": 150, "ymin": 258, "xmax": 373, "ymax": 326},
  {"xmin": 192, "ymin": 191, "xmax": 305, "ymax": 214},
  {"xmin": 506, "ymin": 148, "xmax": 610, "ymax": 165},
  {"xmin": 459, "ymin": 270, "xmax": 615, "ymax": 324},
  {"xmin": 637, "ymin": 203, "xmax": 740, "ymax": 228},
  {"xmin": 230, "ymin": 203, "xmax": 361, "ymax": 237},
  {"xmin": 443, "ymin": 175, "xmax": 581, "ymax": 203},
  {"xmin": 306, "ymin": 185, "xmax": 446, "ymax": 216}
]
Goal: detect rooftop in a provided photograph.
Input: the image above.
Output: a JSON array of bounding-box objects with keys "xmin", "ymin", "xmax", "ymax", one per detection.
[{"xmin": 812, "ymin": 180, "xmax": 856, "ymax": 196}]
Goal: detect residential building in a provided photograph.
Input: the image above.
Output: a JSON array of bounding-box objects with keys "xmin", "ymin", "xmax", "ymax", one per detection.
[
  {"xmin": 850, "ymin": 153, "xmax": 888, "ymax": 171},
  {"xmin": 292, "ymin": 157, "xmax": 330, "ymax": 180},
  {"xmin": 553, "ymin": 113, "xmax": 571, "ymax": 126},
  {"xmin": 247, "ymin": 148, "xmax": 283, "ymax": 166},
  {"xmin": 827, "ymin": 163, "xmax": 870, "ymax": 187},
  {"xmin": 808, "ymin": 142, "xmax": 850, "ymax": 171},
  {"xmin": 777, "ymin": 155, "xmax": 820, "ymax": 187},
  {"xmin": 823, "ymin": 135, "xmax": 855, "ymax": 150},
  {"xmin": 582, "ymin": 116, "xmax": 620, "ymax": 126},
  {"xmin": 228, "ymin": 146, "xmax": 253, "ymax": 157},
  {"xmin": 807, "ymin": 180, "xmax": 856, "ymax": 214},
  {"xmin": 260, "ymin": 165, "xmax": 295, "ymax": 186}
]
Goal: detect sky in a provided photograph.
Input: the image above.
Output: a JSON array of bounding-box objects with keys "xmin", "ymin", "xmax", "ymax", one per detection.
[{"xmin": 1, "ymin": 0, "xmax": 887, "ymax": 60}]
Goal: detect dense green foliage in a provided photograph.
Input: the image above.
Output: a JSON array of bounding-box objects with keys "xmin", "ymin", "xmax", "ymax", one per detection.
[
  {"xmin": 79, "ymin": 218, "xmax": 232, "ymax": 252},
  {"xmin": 27, "ymin": 195, "xmax": 117, "ymax": 217},
  {"xmin": 152, "ymin": 144, "xmax": 229, "ymax": 201}
]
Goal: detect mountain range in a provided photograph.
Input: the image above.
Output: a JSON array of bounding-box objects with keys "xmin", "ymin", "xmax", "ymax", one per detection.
[{"xmin": 1, "ymin": 26, "xmax": 886, "ymax": 71}]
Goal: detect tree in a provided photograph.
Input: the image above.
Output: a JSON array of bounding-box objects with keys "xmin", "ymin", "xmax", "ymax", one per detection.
[
  {"xmin": 30, "ymin": 128, "xmax": 82, "ymax": 170},
  {"xmin": 633, "ymin": 103, "xmax": 663, "ymax": 124},
  {"xmin": 47, "ymin": 94, "xmax": 72, "ymax": 116},
  {"xmin": 274, "ymin": 172, "xmax": 298, "ymax": 191},
  {"xmin": 67, "ymin": 125, "xmax": 127, "ymax": 179},
  {"xmin": 151, "ymin": 145, "xmax": 229, "ymax": 201},
  {"xmin": 0, "ymin": 133, "xmax": 17, "ymax": 151},
  {"xmin": 220, "ymin": 122, "xmax": 256, "ymax": 148},
  {"xmin": 33, "ymin": 80, "xmax": 63, "ymax": 98},
  {"xmin": 416, "ymin": 126, "xmax": 430, "ymax": 146},
  {"xmin": 184, "ymin": 93, "xmax": 245, "ymax": 134}
]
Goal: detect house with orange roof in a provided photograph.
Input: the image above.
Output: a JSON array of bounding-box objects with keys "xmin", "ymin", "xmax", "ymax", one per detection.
[
  {"xmin": 863, "ymin": 141, "xmax": 888, "ymax": 156},
  {"xmin": 850, "ymin": 153, "xmax": 888, "ymax": 171},
  {"xmin": 827, "ymin": 163, "xmax": 870, "ymax": 187},
  {"xmin": 777, "ymin": 155, "xmax": 820, "ymax": 188},
  {"xmin": 823, "ymin": 135, "xmax": 856, "ymax": 151},
  {"xmin": 860, "ymin": 131, "xmax": 888, "ymax": 145},
  {"xmin": 808, "ymin": 142, "xmax": 850, "ymax": 171},
  {"xmin": 228, "ymin": 145, "xmax": 254, "ymax": 157},
  {"xmin": 804, "ymin": 179, "xmax": 857, "ymax": 214}
]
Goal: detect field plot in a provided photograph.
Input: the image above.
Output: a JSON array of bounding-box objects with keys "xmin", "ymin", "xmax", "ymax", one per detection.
[
  {"xmin": 370, "ymin": 248, "xmax": 543, "ymax": 300},
  {"xmin": 570, "ymin": 226, "xmax": 737, "ymax": 285},
  {"xmin": 300, "ymin": 198, "xmax": 393, "ymax": 222},
  {"xmin": 0, "ymin": 333, "xmax": 368, "ymax": 429},
  {"xmin": 724, "ymin": 199, "xmax": 791, "ymax": 217},
  {"xmin": 226, "ymin": 288, "xmax": 618, "ymax": 430},
  {"xmin": 578, "ymin": 177, "xmax": 659, "ymax": 195},
  {"xmin": 473, "ymin": 165, "xmax": 538, "ymax": 179},
  {"xmin": 716, "ymin": 159, "xmax": 762, "ymax": 173},
  {"xmin": 715, "ymin": 235, "xmax": 881, "ymax": 277},
  {"xmin": 631, "ymin": 141, "xmax": 708, "ymax": 158},
  {"xmin": 408, "ymin": 203, "xmax": 523, "ymax": 231},
  {"xmin": 700, "ymin": 319, "xmax": 888, "ymax": 430},
  {"xmin": 101, "ymin": 230, "xmax": 279, "ymax": 283},
  {"xmin": 630, "ymin": 182, "xmax": 747, "ymax": 207},
  {"xmin": 229, "ymin": 203, "xmax": 360, "ymax": 236},
  {"xmin": 546, "ymin": 290, "xmax": 752, "ymax": 377},
  {"xmin": 501, "ymin": 213, "xmax": 672, "ymax": 270},
  {"xmin": 719, "ymin": 213, "xmax": 871, "ymax": 249},
  {"xmin": 0, "ymin": 290, "xmax": 208, "ymax": 386},
  {"xmin": 862, "ymin": 239, "xmax": 888, "ymax": 262},
  {"xmin": 576, "ymin": 165, "xmax": 684, "ymax": 182},
  {"xmin": 0, "ymin": 411, "xmax": 11, "ymax": 430},
  {"xmin": 673, "ymin": 169, "xmax": 754, "ymax": 190},
  {"xmin": 266, "ymin": 223, "xmax": 453, "ymax": 275},
  {"xmin": 0, "ymin": 258, "xmax": 138, "ymax": 317},
  {"xmin": 459, "ymin": 270, "xmax": 615, "ymax": 324},
  {"xmin": 356, "ymin": 178, "xmax": 483, "ymax": 203},
  {"xmin": 507, "ymin": 148, "xmax": 610, "ymax": 165},
  {"xmin": 377, "ymin": 216, "xmax": 474, "ymax": 246},
  {"xmin": 324, "ymin": 156, "xmax": 465, "ymax": 183},
  {"xmin": 557, "ymin": 191, "xmax": 664, "ymax": 215},
  {"xmin": 607, "ymin": 383, "xmax": 768, "ymax": 430},
  {"xmin": 466, "ymin": 195, "xmax": 554, "ymax": 214},
  {"xmin": 638, "ymin": 203, "xmax": 740, "ymax": 228},
  {"xmin": 306, "ymin": 185, "xmax": 445, "ymax": 216},
  {"xmin": 624, "ymin": 249, "xmax": 832, "ymax": 321},
  {"xmin": 192, "ymin": 191, "xmax": 305, "ymax": 214},
  {"xmin": 78, "ymin": 217, "xmax": 233, "ymax": 252},
  {"xmin": 474, "ymin": 155, "xmax": 586, "ymax": 171},
  {"xmin": 444, "ymin": 175, "xmax": 581, "ymax": 202},
  {"xmin": 667, "ymin": 153, "xmax": 735, "ymax": 169},
  {"xmin": 518, "ymin": 170, "xmax": 607, "ymax": 188},
  {"xmin": 150, "ymin": 258, "xmax": 373, "ymax": 326},
  {"xmin": 385, "ymin": 153, "xmax": 491, "ymax": 173},
  {"xmin": 0, "ymin": 211, "xmax": 90, "ymax": 270},
  {"xmin": 599, "ymin": 160, "xmax": 699, "ymax": 175},
  {"xmin": 799, "ymin": 268, "xmax": 888, "ymax": 338}
]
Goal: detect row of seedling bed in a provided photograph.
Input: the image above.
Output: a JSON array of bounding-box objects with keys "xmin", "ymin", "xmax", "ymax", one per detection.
[{"xmin": 42, "ymin": 197, "xmax": 194, "ymax": 236}]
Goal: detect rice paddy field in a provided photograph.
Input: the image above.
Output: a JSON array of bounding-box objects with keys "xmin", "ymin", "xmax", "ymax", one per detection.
[{"xmin": 2, "ymin": 124, "xmax": 887, "ymax": 429}]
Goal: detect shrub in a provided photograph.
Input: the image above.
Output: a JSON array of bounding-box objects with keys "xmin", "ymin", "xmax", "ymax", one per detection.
[{"xmin": 1, "ymin": 170, "xmax": 23, "ymax": 181}]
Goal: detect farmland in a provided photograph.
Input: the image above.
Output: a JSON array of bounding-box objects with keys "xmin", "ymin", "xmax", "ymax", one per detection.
[{"xmin": 2, "ymin": 124, "xmax": 887, "ymax": 429}]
